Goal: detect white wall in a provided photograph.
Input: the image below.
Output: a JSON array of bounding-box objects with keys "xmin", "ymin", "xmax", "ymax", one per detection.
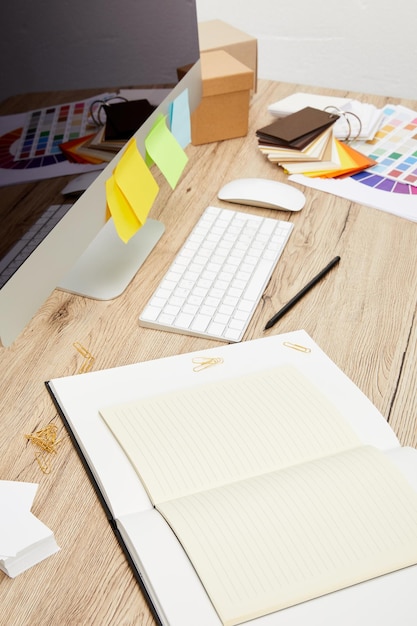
[{"xmin": 196, "ymin": 0, "xmax": 417, "ymax": 100}]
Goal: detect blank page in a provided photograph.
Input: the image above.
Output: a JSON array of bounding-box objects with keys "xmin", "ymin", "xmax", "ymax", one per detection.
[
  {"xmin": 100, "ymin": 364, "xmax": 360, "ymax": 503},
  {"xmin": 158, "ymin": 446, "xmax": 417, "ymax": 625}
]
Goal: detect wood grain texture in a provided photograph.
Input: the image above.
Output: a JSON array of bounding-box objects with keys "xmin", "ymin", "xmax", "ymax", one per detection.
[{"xmin": 0, "ymin": 80, "xmax": 416, "ymax": 625}]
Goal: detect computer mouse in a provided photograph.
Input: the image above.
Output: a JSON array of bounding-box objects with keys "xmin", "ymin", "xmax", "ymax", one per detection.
[{"xmin": 218, "ymin": 177, "xmax": 306, "ymax": 212}]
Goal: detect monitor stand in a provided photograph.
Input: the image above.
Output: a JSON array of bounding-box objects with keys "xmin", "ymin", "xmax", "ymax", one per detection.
[{"xmin": 58, "ymin": 218, "xmax": 165, "ymax": 300}]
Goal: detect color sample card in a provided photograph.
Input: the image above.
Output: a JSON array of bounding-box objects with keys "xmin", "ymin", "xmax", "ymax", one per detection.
[
  {"xmin": 14, "ymin": 99, "xmax": 93, "ymax": 162},
  {"xmin": 352, "ymin": 105, "xmax": 417, "ymax": 189},
  {"xmin": 0, "ymin": 93, "xmax": 120, "ymax": 185},
  {"xmin": 256, "ymin": 107, "xmax": 339, "ymax": 150}
]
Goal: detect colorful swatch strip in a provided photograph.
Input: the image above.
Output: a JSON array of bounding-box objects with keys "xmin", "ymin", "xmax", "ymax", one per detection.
[
  {"xmin": 15, "ymin": 99, "xmax": 92, "ymax": 161},
  {"xmin": 352, "ymin": 105, "xmax": 417, "ymax": 192},
  {"xmin": 0, "ymin": 96, "xmax": 106, "ymax": 171}
]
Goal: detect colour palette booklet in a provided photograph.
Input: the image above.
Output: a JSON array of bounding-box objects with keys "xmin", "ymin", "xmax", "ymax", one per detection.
[
  {"xmin": 0, "ymin": 95, "xmax": 112, "ymax": 185},
  {"xmin": 289, "ymin": 104, "xmax": 417, "ymax": 222},
  {"xmin": 257, "ymin": 106, "xmax": 375, "ymax": 178}
]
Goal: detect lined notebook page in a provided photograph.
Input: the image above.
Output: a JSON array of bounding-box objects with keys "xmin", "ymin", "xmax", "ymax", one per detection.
[
  {"xmin": 100, "ymin": 365, "xmax": 360, "ymax": 503},
  {"xmin": 158, "ymin": 446, "xmax": 417, "ymax": 626}
]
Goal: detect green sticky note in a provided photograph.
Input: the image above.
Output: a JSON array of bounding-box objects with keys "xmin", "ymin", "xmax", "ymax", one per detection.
[{"xmin": 145, "ymin": 115, "xmax": 188, "ymax": 189}]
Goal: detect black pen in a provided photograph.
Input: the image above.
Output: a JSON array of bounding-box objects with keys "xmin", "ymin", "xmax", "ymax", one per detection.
[{"xmin": 264, "ymin": 256, "xmax": 341, "ymax": 330}]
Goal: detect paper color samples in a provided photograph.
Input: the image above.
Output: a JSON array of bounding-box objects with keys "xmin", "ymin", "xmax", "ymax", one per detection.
[
  {"xmin": 257, "ymin": 106, "xmax": 376, "ymax": 179},
  {"xmin": 256, "ymin": 107, "xmax": 339, "ymax": 150},
  {"xmin": 16, "ymin": 99, "xmax": 91, "ymax": 161},
  {"xmin": 297, "ymin": 140, "xmax": 377, "ymax": 179},
  {"xmin": 351, "ymin": 104, "xmax": 417, "ymax": 188}
]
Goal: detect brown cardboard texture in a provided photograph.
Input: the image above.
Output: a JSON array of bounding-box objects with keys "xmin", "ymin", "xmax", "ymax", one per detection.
[
  {"xmin": 191, "ymin": 51, "xmax": 254, "ymax": 145},
  {"xmin": 198, "ymin": 19, "xmax": 258, "ymax": 91}
]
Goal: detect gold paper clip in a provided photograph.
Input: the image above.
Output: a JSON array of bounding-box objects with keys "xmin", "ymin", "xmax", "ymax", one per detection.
[
  {"xmin": 283, "ymin": 342, "xmax": 311, "ymax": 353},
  {"xmin": 78, "ymin": 356, "xmax": 95, "ymax": 373},
  {"xmin": 192, "ymin": 357, "xmax": 224, "ymax": 372},
  {"xmin": 73, "ymin": 341, "xmax": 95, "ymax": 373},
  {"xmin": 25, "ymin": 423, "xmax": 63, "ymax": 474}
]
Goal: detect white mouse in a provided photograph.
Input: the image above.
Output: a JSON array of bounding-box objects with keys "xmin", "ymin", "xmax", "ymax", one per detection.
[{"xmin": 218, "ymin": 178, "xmax": 305, "ymax": 212}]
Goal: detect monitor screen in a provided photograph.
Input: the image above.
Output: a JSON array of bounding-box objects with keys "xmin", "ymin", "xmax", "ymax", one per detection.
[
  {"xmin": 0, "ymin": 1, "xmax": 201, "ymax": 347},
  {"xmin": 1, "ymin": 0, "xmax": 200, "ymax": 102}
]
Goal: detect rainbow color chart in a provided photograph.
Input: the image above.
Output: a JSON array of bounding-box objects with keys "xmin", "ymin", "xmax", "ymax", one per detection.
[
  {"xmin": 0, "ymin": 95, "xmax": 112, "ymax": 185},
  {"xmin": 351, "ymin": 104, "xmax": 417, "ymax": 195},
  {"xmin": 2, "ymin": 99, "xmax": 92, "ymax": 170},
  {"xmin": 289, "ymin": 103, "xmax": 417, "ymax": 222},
  {"xmin": 16, "ymin": 101, "xmax": 89, "ymax": 161}
]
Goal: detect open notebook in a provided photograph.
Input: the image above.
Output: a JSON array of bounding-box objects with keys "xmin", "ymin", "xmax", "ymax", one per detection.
[{"xmin": 46, "ymin": 330, "xmax": 417, "ymax": 626}]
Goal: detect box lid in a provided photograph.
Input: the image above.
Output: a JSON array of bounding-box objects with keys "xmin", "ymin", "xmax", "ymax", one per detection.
[
  {"xmin": 199, "ymin": 19, "xmax": 257, "ymax": 49},
  {"xmin": 198, "ymin": 19, "xmax": 258, "ymax": 90},
  {"xmin": 200, "ymin": 50, "xmax": 254, "ymax": 97}
]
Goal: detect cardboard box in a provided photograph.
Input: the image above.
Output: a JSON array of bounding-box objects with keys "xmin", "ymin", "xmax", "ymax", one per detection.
[
  {"xmin": 198, "ymin": 20, "xmax": 258, "ymax": 91},
  {"xmin": 191, "ymin": 50, "xmax": 254, "ymax": 145}
]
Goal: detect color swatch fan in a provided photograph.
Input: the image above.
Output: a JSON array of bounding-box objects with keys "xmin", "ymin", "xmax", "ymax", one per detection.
[{"xmin": 257, "ymin": 106, "xmax": 376, "ymax": 178}]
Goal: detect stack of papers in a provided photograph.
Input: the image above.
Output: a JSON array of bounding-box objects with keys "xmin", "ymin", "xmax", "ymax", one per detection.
[
  {"xmin": 256, "ymin": 106, "xmax": 376, "ymax": 178},
  {"xmin": 0, "ymin": 481, "xmax": 59, "ymax": 578}
]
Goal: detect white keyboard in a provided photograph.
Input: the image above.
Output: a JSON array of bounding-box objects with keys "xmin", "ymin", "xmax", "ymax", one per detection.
[{"xmin": 139, "ymin": 206, "xmax": 293, "ymax": 342}]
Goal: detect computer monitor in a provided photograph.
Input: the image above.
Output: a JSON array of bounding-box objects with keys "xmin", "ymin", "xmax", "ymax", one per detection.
[{"xmin": 0, "ymin": 1, "xmax": 201, "ymax": 347}]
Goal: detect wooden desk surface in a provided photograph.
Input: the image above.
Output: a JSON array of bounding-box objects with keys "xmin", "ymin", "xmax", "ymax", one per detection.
[{"xmin": 1, "ymin": 81, "xmax": 416, "ymax": 625}]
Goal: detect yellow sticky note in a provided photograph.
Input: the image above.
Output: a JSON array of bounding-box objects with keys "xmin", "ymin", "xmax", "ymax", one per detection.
[
  {"xmin": 114, "ymin": 138, "xmax": 159, "ymax": 224},
  {"xmin": 145, "ymin": 115, "xmax": 188, "ymax": 189},
  {"xmin": 106, "ymin": 174, "xmax": 141, "ymax": 243}
]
